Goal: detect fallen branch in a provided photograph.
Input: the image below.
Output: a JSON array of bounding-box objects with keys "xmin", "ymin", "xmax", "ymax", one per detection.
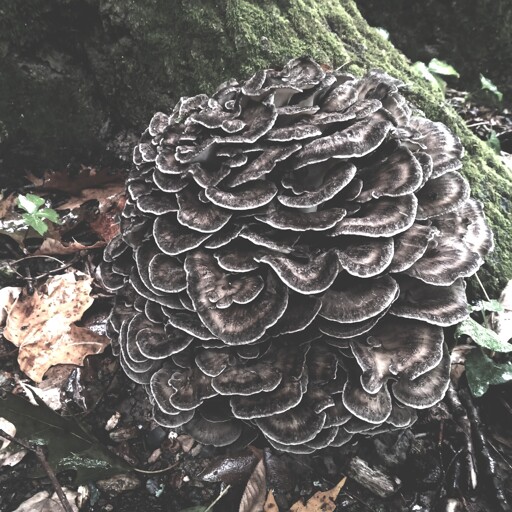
[{"xmin": 458, "ymin": 388, "xmax": 511, "ymax": 512}]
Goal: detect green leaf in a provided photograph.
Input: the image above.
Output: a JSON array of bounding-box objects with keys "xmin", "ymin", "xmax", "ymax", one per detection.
[
  {"xmin": 480, "ymin": 74, "xmax": 503, "ymax": 102},
  {"xmin": 37, "ymin": 208, "xmax": 61, "ymax": 224},
  {"xmin": 17, "ymin": 194, "xmax": 44, "ymax": 214},
  {"xmin": 469, "ymin": 299, "xmax": 504, "ymax": 313},
  {"xmin": 486, "ymin": 129, "xmax": 501, "ymax": 154},
  {"xmin": 428, "ymin": 58, "xmax": 460, "ymax": 78},
  {"xmin": 22, "ymin": 213, "xmax": 49, "ymax": 236},
  {"xmin": 0, "ymin": 393, "xmax": 131, "ymax": 483},
  {"xmin": 412, "ymin": 62, "xmax": 442, "ymax": 89},
  {"xmin": 465, "ymin": 348, "xmax": 512, "ymax": 397},
  {"xmin": 455, "ymin": 317, "xmax": 512, "ymax": 352}
]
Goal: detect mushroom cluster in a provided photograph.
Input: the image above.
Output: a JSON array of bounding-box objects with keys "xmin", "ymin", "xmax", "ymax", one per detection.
[{"xmin": 100, "ymin": 58, "xmax": 493, "ymax": 452}]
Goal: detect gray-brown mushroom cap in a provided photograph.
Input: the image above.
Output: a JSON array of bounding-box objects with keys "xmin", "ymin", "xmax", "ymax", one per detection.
[
  {"xmin": 185, "ymin": 251, "xmax": 288, "ymax": 344},
  {"xmin": 350, "ymin": 317, "xmax": 444, "ymax": 394},
  {"xmin": 103, "ymin": 56, "xmax": 493, "ymax": 453}
]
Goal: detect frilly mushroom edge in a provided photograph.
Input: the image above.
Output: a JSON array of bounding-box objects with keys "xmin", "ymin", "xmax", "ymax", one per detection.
[{"xmin": 100, "ymin": 57, "xmax": 493, "ymax": 452}]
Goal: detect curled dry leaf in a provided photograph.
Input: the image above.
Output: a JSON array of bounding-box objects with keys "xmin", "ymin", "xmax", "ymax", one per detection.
[
  {"xmin": 290, "ymin": 476, "xmax": 347, "ymax": 512},
  {"xmin": 0, "ymin": 286, "xmax": 22, "ymax": 325},
  {"xmin": 239, "ymin": 458, "xmax": 266, "ymax": 512},
  {"xmin": 3, "ymin": 271, "xmax": 109, "ymax": 382},
  {"xmin": 35, "ymin": 238, "xmax": 106, "ymax": 256}
]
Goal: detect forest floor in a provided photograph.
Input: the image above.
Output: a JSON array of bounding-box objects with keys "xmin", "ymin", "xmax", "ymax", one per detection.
[{"xmin": 0, "ymin": 89, "xmax": 511, "ymax": 512}]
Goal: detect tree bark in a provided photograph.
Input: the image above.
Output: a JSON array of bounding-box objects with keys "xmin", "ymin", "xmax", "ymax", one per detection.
[{"xmin": 0, "ymin": 0, "xmax": 510, "ymax": 295}]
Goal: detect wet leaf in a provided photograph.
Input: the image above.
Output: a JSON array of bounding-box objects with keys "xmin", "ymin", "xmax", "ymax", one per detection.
[
  {"xmin": 200, "ymin": 452, "xmax": 259, "ymax": 485},
  {"xmin": 12, "ymin": 488, "xmax": 78, "ymax": 512},
  {"xmin": 290, "ymin": 476, "xmax": 347, "ymax": 512},
  {"xmin": 455, "ymin": 317, "xmax": 512, "ymax": 353},
  {"xmin": 239, "ymin": 458, "xmax": 266, "ymax": 512},
  {"xmin": 3, "ymin": 271, "xmax": 110, "ymax": 382},
  {"xmin": 480, "ymin": 74, "xmax": 503, "ymax": 102},
  {"xmin": 0, "ymin": 392, "xmax": 131, "ymax": 483},
  {"xmin": 465, "ymin": 348, "xmax": 512, "ymax": 397}
]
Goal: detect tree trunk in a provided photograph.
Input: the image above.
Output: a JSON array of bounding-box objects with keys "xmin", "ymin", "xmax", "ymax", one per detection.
[{"xmin": 0, "ymin": 0, "xmax": 510, "ymax": 295}]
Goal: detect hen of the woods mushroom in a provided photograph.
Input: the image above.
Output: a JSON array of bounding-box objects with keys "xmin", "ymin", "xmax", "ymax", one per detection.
[{"xmin": 99, "ymin": 58, "xmax": 493, "ymax": 453}]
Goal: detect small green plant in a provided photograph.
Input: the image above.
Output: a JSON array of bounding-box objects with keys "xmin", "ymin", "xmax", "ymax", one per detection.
[
  {"xmin": 455, "ymin": 298, "xmax": 512, "ymax": 397},
  {"xmin": 412, "ymin": 58, "xmax": 459, "ymax": 94},
  {"xmin": 479, "ymin": 74, "xmax": 503, "ymax": 103},
  {"xmin": 486, "ymin": 129, "xmax": 501, "ymax": 154},
  {"xmin": 16, "ymin": 193, "xmax": 60, "ymax": 236}
]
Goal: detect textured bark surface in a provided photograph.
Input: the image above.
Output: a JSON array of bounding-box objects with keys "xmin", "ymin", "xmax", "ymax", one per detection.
[{"xmin": 0, "ymin": 0, "xmax": 510, "ymax": 295}]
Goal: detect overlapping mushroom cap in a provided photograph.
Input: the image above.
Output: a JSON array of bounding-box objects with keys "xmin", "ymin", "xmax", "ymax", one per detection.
[{"xmin": 100, "ymin": 58, "xmax": 493, "ymax": 452}]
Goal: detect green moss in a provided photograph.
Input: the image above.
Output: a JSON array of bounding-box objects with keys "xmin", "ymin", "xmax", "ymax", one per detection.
[{"xmin": 0, "ymin": 0, "xmax": 510, "ymax": 294}]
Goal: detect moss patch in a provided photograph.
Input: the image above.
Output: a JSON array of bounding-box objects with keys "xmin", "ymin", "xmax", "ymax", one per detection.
[{"xmin": 0, "ymin": 0, "xmax": 510, "ymax": 294}]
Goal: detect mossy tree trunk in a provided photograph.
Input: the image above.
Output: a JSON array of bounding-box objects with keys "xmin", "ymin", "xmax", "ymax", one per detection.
[{"xmin": 0, "ymin": 0, "xmax": 510, "ymax": 295}]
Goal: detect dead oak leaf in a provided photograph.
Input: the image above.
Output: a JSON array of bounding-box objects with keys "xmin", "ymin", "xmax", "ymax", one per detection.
[
  {"xmin": 3, "ymin": 271, "xmax": 109, "ymax": 382},
  {"xmin": 290, "ymin": 477, "xmax": 347, "ymax": 512},
  {"xmin": 239, "ymin": 458, "xmax": 266, "ymax": 512},
  {"xmin": 35, "ymin": 238, "xmax": 106, "ymax": 255}
]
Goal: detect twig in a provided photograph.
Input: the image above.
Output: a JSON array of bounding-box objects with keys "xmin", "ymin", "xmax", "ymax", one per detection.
[
  {"xmin": 0, "ymin": 428, "xmax": 74, "ymax": 512},
  {"xmin": 475, "ymin": 272, "xmax": 491, "ymax": 302},
  {"xmin": 8, "ymin": 254, "xmax": 79, "ymax": 283},
  {"xmin": 204, "ymin": 484, "xmax": 231, "ymax": 512},
  {"xmin": 466, "ymin": 121, "xmax": 492, "ymax": 129},
  {"xmin": 133, "ymin": 460, "xmax": 180, "ymax": 474},
  {"xmin": 445, "ymin": 384, "xmax": 478, "ymax": 491}
]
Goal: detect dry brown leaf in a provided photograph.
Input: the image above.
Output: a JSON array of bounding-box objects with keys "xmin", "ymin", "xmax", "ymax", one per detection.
[
  {"xmin": 58, "ymin": 183, "xmax": 125, "ymax": 214},
  {"xmin": 0, "ymin": 193, "xmax": 17, "ymax": 221},
  {"xmin": 35, "ymin": 238, "xmax": 106, "ymax": 255},
  {"xmin": 88, "ymin": 207, "xmax": 122, "ymax": 243},
  {"xmin": 263, "ymin": 490, "xmax": 279, "ymax": 511},
  {"xmin": 290, "ymin": 477, "xmax": 347, "ymax": 512},
  {"xmin": 0, "ymin": 287, "xmax": 22, "ymax": 325},
  {"xmin": 3, "ymin": 271, "xmax": 109, "ymax": 382},
  {"xmin": 239, "ymin": 458, "xmax": 266, "ymax": 512},
  {"xmin": 26, "ymin": 166, "xmax": 125, "ymax": 195}
]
